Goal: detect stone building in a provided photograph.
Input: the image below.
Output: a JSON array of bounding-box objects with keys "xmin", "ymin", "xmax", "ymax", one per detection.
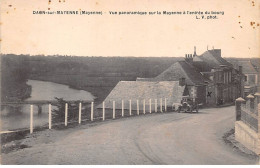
[
  {"xmin": 137, "ymin": 47, "xmax": 245, "ymax": 106},
  {"xmin": 192, "ymin": 48, "xmax": 244, "ymax": 105},
  {"xmin": 229, "ymin": 60, "xmax": 259, "ymax": 96}
]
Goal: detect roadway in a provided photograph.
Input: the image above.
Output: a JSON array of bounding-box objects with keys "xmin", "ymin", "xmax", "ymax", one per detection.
[{"xmin": 1, "ymin": 106, "xmax": 258, "ymax": 164}]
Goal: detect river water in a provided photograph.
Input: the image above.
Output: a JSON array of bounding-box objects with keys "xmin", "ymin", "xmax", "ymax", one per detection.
[{"xmin": 1, "ymin": 80, "xmax": 95, "ymax": 131}]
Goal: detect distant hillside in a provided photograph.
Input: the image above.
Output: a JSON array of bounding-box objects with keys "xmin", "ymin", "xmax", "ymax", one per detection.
[
  {"xmin": 1, "ymin": 54, "xmax": 259, "ymax": 103},
  {"xmin": 1, "ymin": 55, "xmax": 31, "ymax": 101},
  {"xmin": 1, "ymin": 54, "xmax": 183, "ymax": 103}
]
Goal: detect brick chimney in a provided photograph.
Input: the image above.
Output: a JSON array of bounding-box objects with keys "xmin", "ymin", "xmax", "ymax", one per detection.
[{"xmin": 185, "ymin": 53, "xmax": 193, "ymax": 62}]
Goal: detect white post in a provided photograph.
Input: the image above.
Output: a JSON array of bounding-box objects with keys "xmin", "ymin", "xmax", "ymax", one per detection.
[
  {"xmin": 113, "ymin": 101, "xmax": 115, "ymax": 119},
  {"xmin": 91, "ymin": 102, "xmax": 94, "ymax": 121},
  {"xmin": 143, "ymin": 99, "xmax": 146, "ymax": 114},
  {"xmin": 122, "ymin": 100, "xmax": 124, "ymax": 117},
  {"xmin": 160, "ymin": 98, "xmax": 163, "ymax": 112},
  {"xmin": 65, "ymin": 103, "xmax": 68, "ymax": 126},
  {"xmin": 165, "ymin": 98, "xmax": 167, "ymax": 112},
  {"xmin": 49, "ymin": 104, "xmax": 52, "ymax": 129},
  {"xmin": 30, "ymin": 105, "xmax": 33, "ymax": 134},
  {"xmin": 149, "ymin": 99, "xmax": 152, "ymax": 113},
  {"xmin": 79, "ymin": 102, "xmax": 82, "ymax": 124},
  {"xmin": 155, "ymin": 99, "xmax": 157, "ymax": 112},
  {"xmin": 137, "ymin": 100, "xmax": 139, "ymax": 115},
  {"xmin": 129, "ymin": 99, "xmax": 132, "ymax": 116},
  {"xmin": 102, "ymin": 101, "xmax": 105, "ymax": 121}
]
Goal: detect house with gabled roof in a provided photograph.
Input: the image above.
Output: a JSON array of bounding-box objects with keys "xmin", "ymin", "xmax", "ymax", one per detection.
[
  {"xmin": 193, "ymin": 49, "xmax": 233, "ymax": 68},
  {"xmin": 102, "ymin": 47, "xmax": 244, "ymax": 108},
  {"xmin": 138, "ymin": 47, "xmax": 244, "ymax": 106},
  {"xmin": 229, "ymin": 60, "xmax": 259, "ymax": 95},
  {"xmin": 137, "ymin": 60, "xmax": 209, "ymax": 105},
  {"xmin": 191, "ymin": 48, "xmax": 244, "ymax": 105}
]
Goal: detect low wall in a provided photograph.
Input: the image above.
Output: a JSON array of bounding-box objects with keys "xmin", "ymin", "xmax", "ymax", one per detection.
[{"xmin": 235, "ymin": 121, "xmax": 260, "ymax": 155}]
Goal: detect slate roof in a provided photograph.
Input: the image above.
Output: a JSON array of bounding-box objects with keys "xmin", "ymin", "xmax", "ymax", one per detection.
[
  {"xmin": 137, "ymin": 49, "xmax": 232, "ymax": 86},
  {"xmin": 190, "ymin": 61, "xmax": 212, "ymax": 72},
  {"xmin": 152, "ymin": 61, "xmax": 210, "ymax": 85},
  {"xmin": 193, "ymin": 49, "xmax": 233, "ymax": 68},
  {"xmin": 100, "ymin": 81, "xmax": 186, "ymax": 110},
  {"xmin": 229, "ymin": 60, "xmax": 258, "ymax": 74}
]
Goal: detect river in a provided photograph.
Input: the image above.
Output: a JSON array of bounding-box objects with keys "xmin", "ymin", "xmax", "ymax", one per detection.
[{"xmin": 1, "ymin": 80, "xmax": 95, "ymax": 131}]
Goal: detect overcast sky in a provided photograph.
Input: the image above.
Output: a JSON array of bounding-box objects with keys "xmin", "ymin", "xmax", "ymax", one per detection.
[{"xmin": 0, "ymin": 0, "xmax": 259, "ymax": 58}]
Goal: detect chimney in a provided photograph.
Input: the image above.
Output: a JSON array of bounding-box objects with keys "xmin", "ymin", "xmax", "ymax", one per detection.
[
  {"xmin": 193, "ymin": 46, "xmax": 197, "ymax": 57},
  {"xmin": 179, "ymin": 77, "xmax": 186, "ymax": 86},
  {"xmin": 185, "ymin": 53, "xmax": 193, "ymax": 62},
  {"xmin": 239, "ymin": 66, "xmax": 242, "ymax": 74},
  {"xmin": 190, "ymin": 54, "xmax": 193, "ymax": 61}
]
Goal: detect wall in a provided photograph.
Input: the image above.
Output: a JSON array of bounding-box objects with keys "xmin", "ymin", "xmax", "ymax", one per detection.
[
  {"xmin": 235, "ymin": 95, "xmax": 260, "ymax": 155},
  {"xmin": 196, "ymin": 85, "xmax": 206, "ymax": 104},
  {"xmin": 206, "ymin": 84, "xmax": 216, "ymax": 106},
  {"xmin": 235, "ymin": 121, "xmax": 260, "ymax": 155}
]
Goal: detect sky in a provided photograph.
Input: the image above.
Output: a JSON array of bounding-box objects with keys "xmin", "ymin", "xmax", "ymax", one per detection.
[{"xmin": 0, "ymin": 0, "xmax": 259, "ymax": 58}]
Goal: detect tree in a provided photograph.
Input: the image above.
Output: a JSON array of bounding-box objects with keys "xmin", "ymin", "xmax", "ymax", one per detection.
[{"xmin": 52, "ymin": 97, "xmax": 80, "ymax": 123}]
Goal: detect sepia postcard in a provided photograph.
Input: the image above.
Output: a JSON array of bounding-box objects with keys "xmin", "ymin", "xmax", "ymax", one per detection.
[{"xmin": 0, "ymin": 0, "xmax": 260, "ymax": 165}]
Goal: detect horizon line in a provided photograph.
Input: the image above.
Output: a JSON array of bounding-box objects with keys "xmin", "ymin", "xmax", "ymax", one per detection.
[{"xmin": 1, "ymin": 53, "xmax": 259, "ymax": 59}]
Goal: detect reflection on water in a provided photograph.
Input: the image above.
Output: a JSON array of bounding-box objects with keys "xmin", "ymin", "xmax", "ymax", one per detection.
[
  {"xmin": 26, "ymin": 80, "xmax": 95, "ymax": 101},
  {"xmin": 1, "ymin": 80, "xmax": 95, "ymax": 131}
]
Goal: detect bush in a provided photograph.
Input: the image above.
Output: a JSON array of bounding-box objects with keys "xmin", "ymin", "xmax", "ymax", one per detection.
[{"xmin": 52, "ymin": 97, "xmax": 80, "ymax": 123}]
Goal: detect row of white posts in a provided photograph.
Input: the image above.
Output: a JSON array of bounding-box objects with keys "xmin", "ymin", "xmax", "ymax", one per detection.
[{"xmin": 29, "ymin": 98, "xmax": 167, "ymax": 134}]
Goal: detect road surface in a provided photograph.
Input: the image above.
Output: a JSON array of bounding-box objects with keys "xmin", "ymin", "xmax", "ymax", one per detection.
[{"xmin": 1, "ymin": 106, "xmax": 258, "ymax": 164}]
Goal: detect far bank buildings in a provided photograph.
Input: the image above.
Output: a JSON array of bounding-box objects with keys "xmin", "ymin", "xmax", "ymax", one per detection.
[{"xmin": 103, "ymin": 47, "xmax": 257, "ymax": 108}]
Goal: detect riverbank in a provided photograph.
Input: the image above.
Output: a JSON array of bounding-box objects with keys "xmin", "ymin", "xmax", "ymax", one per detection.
[
  {"xmin": 1, "ymin": 83, "xmax": 32, "ymax": 102},
  {"xmin": 29, "ymin": 76, "xmax": 114, "ymax": 105},
  {"xmin": 27, "ymin": 77, "xmax": 111, "ymax": 106},
  {"xmin": 1, "ymin": 80, "xmax": 96, "ymax": 131}
]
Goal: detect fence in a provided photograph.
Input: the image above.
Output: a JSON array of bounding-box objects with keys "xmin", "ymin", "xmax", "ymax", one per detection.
[
  {"xmin": 235, "ymin": 93, "xmax": 260, "ymax": 155},
  {"xmin": 236, "ymin": 94, "xmax": 260, "ymax": 133},
  {"xmin": 28, "ymin": 98, "xmax": 172, "ymax": 134}
]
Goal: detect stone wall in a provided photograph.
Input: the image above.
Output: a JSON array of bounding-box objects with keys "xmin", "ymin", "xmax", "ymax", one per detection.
[
  {"xmin": 235, "ymin": 121, "xmax": 260, "ymax": 155},
  {"xmin": 235, "ymin": 93, "xmax": 260, "ymax": 155}
]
